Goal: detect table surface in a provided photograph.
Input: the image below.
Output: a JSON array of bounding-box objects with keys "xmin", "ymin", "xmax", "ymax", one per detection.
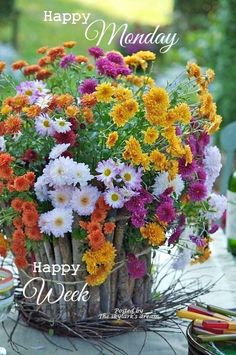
[{"xmin": 0, "ymin": 230, "xmax": 236, "ymax": 355}]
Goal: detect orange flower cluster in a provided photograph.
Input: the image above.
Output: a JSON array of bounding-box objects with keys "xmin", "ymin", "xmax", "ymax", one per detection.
[{"xmin": 80, "ymin": 196, "xmax": 115, "ymax": 251}]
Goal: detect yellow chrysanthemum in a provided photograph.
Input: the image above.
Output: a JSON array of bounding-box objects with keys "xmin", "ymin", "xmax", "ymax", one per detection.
[
  {"xmin": 167, "ymin": 137, "xmax": 185, "ymax": 157},
  {"xmin": 168, "ymin": 160, "xmax": 179, "ymax": 180},
  {"xmin": 96, "ymin": 83, "xmax": 114, "ymax": 103},
  {"xmin": 206, "ymin": 69, "xmax": 215, "ymax": 83},
  {"xmin": 205, "ymin": 114, "xmax": 222, "ymax": 134},
  {"xmin": 86, "ymin": 265, "xmax": 111, "ymax": 286},
  {"xmin": 136, "ymin": 51, "xmax": 156, "ymax": 61},
  {"xmin": 143, "ymin": 127, "xmax": 159, "ymax": 144},
  {"xmin": 126, "ymin": 74, "xmax": 144, "ymax": 87},
  {"xmin": 149, "ymin": 149, "xmax": 168, "ymax": 171},
  {"xmin": 143, "ymin": 87, "xmax": 169, "ymax": 125},
  {"xmin": 110, "ymin": 103, "xmax": 129, "ymax": 127},
  {"xmin": 82, "ymin": 241, "xmax": 116, "ymax": 276},
  {"xmin": 66, "ymin": 105, "xmax": 79, "ymax": 117},
  {"xmin": 114, "ymin": 86, "xmax": 133, "ymax": 101},
  {"xmin": 176, "ymin": 103, "xmax": 191, "ymax": 124},
  {"xmin": 1, "ymin": 105, "xmax": 12, "ymax": 115},
  {"xmin": 123, "ymin": 136, "xmax": 143, "ymax": 165},
  {"xmin": 183, "ymin": 144, "xmax": 193, "ymax": 164},
  {"xmin": 106, "ymin": 131, "xmax": 118, "ymax": 149},
  {"xmin": 139, "ymin": 153, "xmax": 151, "ymax": 171},
  {"xmin": 187, "ymin": 62, "xmax": 201, "ymax": 78},
  {"xmin": 140, "ymin": 223, "xmax": 165, "ymax": 246}
]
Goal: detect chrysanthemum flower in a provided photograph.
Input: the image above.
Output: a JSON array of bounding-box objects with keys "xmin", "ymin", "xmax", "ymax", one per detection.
[
  {"xmin": 188, "ymin": 182, "xmax": 207, "ymax": 202},
  {"xmin": 79, "ymin": 78, "xmax": 98, "ymax": 95},
  {"xmin": 88, "ymin": 46, "xmax": 105, "ymax": 59},
  {"xmin": 143, "ymin": 127, "xmax": 159, "ymax": 144},
  {"xmin": 4, "ymin": 115, "xmax": 22, "ymax": 134},
  {"xmin": 25, "ymin": 226, "xmax": 42, "ymax": 241},
  {"xmin": 120, "ymin": 165, "xmax": 142, "ymax": 190},
  {"xmin": 54, "ymin": 129, "xmax": 77, "ymax": 146},
  {"xmin": 88, "ymin": 230, "xmax": 105, "ymax": 251},
  {"xmin": 49, "ymin": 187, "xmax": 73, "ymax": 208},
  {"xmin": 47, "ymin": 156, "xmax": 77, "ymax": 186},
  {"xmin": 15, "ymin": 256, "xmax": 28, "ymax": 269},
  {"xmin": 12, "ymin": 60, "xmax": 28, "ymax": 70},
  {"xmin": 54, "ymin": 117, "xmax": 72, "ymax": 133},
  {"xmin": 106, "ymin": 131, "xmax": 118, "ymax": 149},
  {"xmin": 63, "ymin": 41, "xmax": 77, "ymax": 48},
  {"xmin": 11, "ymin": 198, "xmax": 24, "ymax": 212},
  {"xmin": 22, "ymin": 209, "xmax": 39, "ymax": 227},
  {"xmin": 39, "ymin": 208, "xmax": 73, "ymax": 237},
  {"xmin": 96, "ymin": 159, "xmax": 117, "ymax": 185},
  {"xmin": 127, "ymin": 253, "xmax": 147, "ymax": 279},
  {"xmin": 60, "ymin": 54, "xmax": 77, "ymax": 68},
  {"xmin": 104, "ymin": 187, "xmax": 124, "ymax": 208},
  {"xmin": 71, "ymin": 185, "xmax": 100, "ymax": 215},
  {"xmin": 95, "ymin": 83, "xmax": 114, "ymax": 103},
  {"xmin": 35, "ymin": 114, "xmax": 55, "ymax": 136},
  {"xmin": 156, "ymin": 200, "xmax": 176, "ymax": 223},
  {"xmin": 49, "ymin": 143, "xmax": 70, "ymax": 160},
  {"xmin": 72, "ymin": 162, "xmax": 93, "ymax": 187},
  {"xmin": 103, "ymin": 222, "xmax": 115, "ymax": 235},
  {"xmin": 23, "ymin": 65, "xmax": 41, "ymax": 76},
  {"xmin": 14, "ymin": 176, "xmax": 30, "ymax": 192},
  {"xmin": 140, "ymin": 222, "xmax": 166, "ymax": 246},
  {"xmin": 143, "ymin": 87, "xmax": 169, "ymax": 125}
]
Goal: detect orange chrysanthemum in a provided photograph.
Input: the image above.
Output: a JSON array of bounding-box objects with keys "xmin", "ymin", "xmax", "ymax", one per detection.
[
  {"xmin": 24, "ymin": 172, "xmax": 35, "ymax": 185},
  {"xmin": 12, "ymin": 229, "xmax": 25, "ymax": 241},
  {"xmin": 63, "ymin": 41, "xmax": 77, "ymax": 48},
  {"xmin": 103, "ymin": 222, "xmax": 116, "ymax": 235},
  {"xmin": 38, "ymin": 56, "xmax": 51, "ymax": 67},
  {"xmin": 4, "ymin": 115, "xmax": 22, "ymax": 134},
  {"xmin": 0, "ymin": 121, "xmax": 6, "ymax": 135},
  {"xmin": 0, "ymin": 61, "xmax": 6, "ymax": 73},
  {"xmin": 36, "ymin": 69, "xmax": 52, "ymax": 80},
  {"xmin": 76, "ymin": 55, "xmax": 88, "ymax": 64},
  {"xmin": 14, "ymin": 176, "xmax": 30, "ymax": 192},
  {"xmin": 22, "ymin": 201, "xmax": 37, "ymax": 212},
  {"xmin": 11, "ymin": 198, "xmax": 24, "ymax": 212},
  {"xmin": 15, "ymin": 256, "xmax": 28, "ymax": 269},
  {"xmin": 88, "ymin": 230, "xmax": 106, "ymax": 251},
  {"xmin": 47, "ymin": 47, "xmax": 65, "ymax": 61},
  {"xmin": 79, "ymin": 220, "xmax": 88, "ymax": 230},
  {"xmin": 23, "ymin": 65, "xmax": 41, "ymax": 76},
  {"xmin": 96, "ymin": 196, "xmax": 110, "ymax": 212},
  {"xmin": 82, "ymin": 107, "xmax": 94, "ymax": 123},
  {"xmin": 24, "ymin": 105, "xmax": 41, "ymax": 118},
  {"xmin": 13, "ymin": 216, "xmax": 23, "ymax": 229},
  {"xmin": 6, "ymin": 178, "xmax": 15, "ymax": 192},
  {"xmin": 0, "ymin": 165, "xmax": 13, "ymax": 180},
  {"xmin": 12, "ymin": 60, "xmax": 28, "ymax": 70},
  {"xmin": 87, "ymin": 221, "xmax": 101, "ymax": 234},
  {"xmin": 65, "ymin": 105, "xmax": 79, "ymax": 118},
  {"xmin": 91, "ymin": 209, "xmax": 107, "ymax": 223},
  {"xmin": 81, "ymin": 93, "xmax": 97, "ymax": 108},
  {"xmin": 4, "ymin": 95, "xmax": 29, "ymax": 112},
  {"xmin": 0, "ymin": 152, "xmax": 14, "ymax": 167},
  {"xmin": 25, "ymin": 226, "xmax": 42, "ymax": 241},
  {"xmin": 37, "ymin": 46, "xmax": 48, "ymax": 54},
  {"xmin": 55, "ymin": 94, "xmax": 74, "ymax": 108},
  {"xmin": 22, "ymin": 210, "xmax": 39, "ymax": 227}
]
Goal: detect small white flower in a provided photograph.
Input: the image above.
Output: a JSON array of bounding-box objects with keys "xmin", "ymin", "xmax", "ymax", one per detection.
[
  {"xmin": 170, "ymin": 175, "xmax": 184, "ymax": 197},
  {"xmin": 48, "ymin": 156, "xmax": 77, "ymax": 186},
  {"xmin": 49, "ymin": 143, "xmax": 70, "ymax": 160},
  {"xmin": 33, "ymin": 80, "xmax": 50, "ymax": 95},
  {"xmin": 206, "ymin": 193, "xmax": 227, "ymax": 220},
  {"xmin": 39, "ymin": 208, "xmax": 74, "ymax": 237},
  {"xmin": 36, "ymin": 94, "xmax": 53, "ymax": 109},
  {"xmin": 34, "ymin": 175, "xmax": 49, "ymax": 202},
  {"xmin": 152, "ymin": 172, "xmax": 184, "ymax": 197},
  {"xmin": 49, "ymin": 187, "xmax": 73, "ymax": 208},
  {"xmin": 104, "ymin": 188, "xmax": 124, "ymax": 208},
  {"xmin": 0, "ymin": 136, "xmax": 6, "ymax": 151},
  {"xmin": 72, "ymin": 163, "xmax": 93, "ymax": 186},
  {"xmin": 35, "ymin": 114, "xmax": 55, "ymax": 136},
  {"xmin": 54, "ymin": 117, "xmax": 72, "ymax": 133},
  {"xmin": 71, "ymin": 186, "xmax": 100, "ymax": 215}
]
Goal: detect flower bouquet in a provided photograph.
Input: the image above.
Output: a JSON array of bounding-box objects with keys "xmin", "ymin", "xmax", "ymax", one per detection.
[{"xmin": 0, "ymin": 43, "xmax": 226, "ymax": 336}]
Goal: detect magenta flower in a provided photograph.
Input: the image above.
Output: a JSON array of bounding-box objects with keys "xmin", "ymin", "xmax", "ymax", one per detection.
[
  {"xmin": 127, "ymin": 253, "xmax": 147, "ymax": 279},
  {"xmin": 178, "ymin": 158, "xmax": 196, "ymax": 178},
  {"xmin": 106, "ymin": 51, "xmax": 124, "ymax": 64},
  {"xmin": 188, "ymin": 182, "xmax": 207, "ymax": 201},
  {"xmin": 168, "ymin": 228, "xmax": 182, "ymax": 246},
  {"xmin": 79, "ymin": 78, "xmax": 98, "ymax": 95},
  {"xmin": 189, "ymin": 235, "xmax": 207, "ymax": 248},
  {"xmin": 60, "ymin": 54, "xmax": 76, "ymax": 68},
  {"xmin": 156, "ymin": 200, "xmax": 176, "ymax": 223},
  {"xmin": 88, "ymin": 46, "xmax": 105, "ymax": 59}
]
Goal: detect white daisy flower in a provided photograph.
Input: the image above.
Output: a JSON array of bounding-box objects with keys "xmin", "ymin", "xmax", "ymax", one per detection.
[
  {"xmin": 48, "ymin": 156, "xmax": 77, "ymax": 186},
  {"xmin": 49, "ymin": 143, "xmax": 70, "ymax": 160},
  {"xmin": 120, "ymin": 165, "xmax": 142, "ymax": 190},
  {"xmin": 71, "ymin": 186, "xmax": 100, "ymax": 215},
  {"xmin": 34, "ymin": 175, "xmax": 49, "ymax": 202},
  {"xmin": 152, "ymin": 172, "xmax": 184, "ymax": 197},
  {"xmin": 36, "ymin": 94, "xmax": 53, "ymax": 109},
  {"xmin": 170, "ymin": 175, "xmax": 184, "ymax": 197},
  {"xmin": 39, "ymin": 208, "xmax": 74, "ymax": 238},
  {"xmin": 54, "ymin": 117, "xmax": 72, "ymax": 133},
  {"xmin": 35, "ymin": 114, "xmax": 55, "ymax": 136},
  {"xmin": 49, "ymin": 187, "xmax": 73, "ymax": 208},
  {"xmin": 33, "ymin": 80, "xmax": 50, "ymax": 95},
  {"xmin": 96, "ymin": 159, "xmax": 117, "ymax": 185},
  {"xmin": 152, "ymin": 172, "xmax": 169, "ymax": 196},
  {"xmin": 0, "ymin": 136, "xmax": 6, "ymax": 151},
  {"xmin": 104, "ymin": 188, "xmax": 124, "ymax": 208},
  {"xmin": 72, "ymin": 163, "xmax": 93, "ymax": 186}
]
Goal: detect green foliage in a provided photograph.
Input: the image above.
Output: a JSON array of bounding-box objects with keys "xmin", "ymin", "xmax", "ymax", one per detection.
[
  {"xmin": 216, "ymin": 0, "xmax": 236, "ymax": 126},
  {"xmin": 0, "ymin": 0, "xmax": 15, "ymax": 19}
]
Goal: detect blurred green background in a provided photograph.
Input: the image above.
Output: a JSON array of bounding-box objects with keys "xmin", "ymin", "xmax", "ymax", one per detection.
[{"xmin": 0, "ymin": 0, "xmax": 235, "ymax": 126}]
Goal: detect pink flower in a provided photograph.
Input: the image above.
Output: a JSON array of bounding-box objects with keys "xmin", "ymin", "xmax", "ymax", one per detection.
[{"xmin": 127, "ymin": 253, "xmax": 147, "ymax": 279}]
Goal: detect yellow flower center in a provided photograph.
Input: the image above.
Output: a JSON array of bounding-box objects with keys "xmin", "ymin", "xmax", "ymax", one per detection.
[
  {"xmin": 59, "ymin": 120, "xmax": 66, "ymax": 126},
  {"xmin": 54, "ymin": 217, "xmax": 63, "ymax": 226},
  {"xmin": 43, "ymin": 120, "xmax": 50, "ymax": 128},
  {"xmin": 81, "ymin": 196, "xmax": 89, "ymax": 205},
  {"xmin": 57, "ymin": 195, "xmax": 66, "ymax": 203},
  {"xmin": 25, "ymin": 89, "xmax": 33, "ymax": 96},
  {"xmin": 111, "ymin": 193, "xmax": 119, "ymax": 202},
  {"xmin": 104, "ymin": 168, "xmax": 111, "ymax": 176},
  {"xmin": 124, "ymin": 172, "xmax": 131, "ymax": 181}
]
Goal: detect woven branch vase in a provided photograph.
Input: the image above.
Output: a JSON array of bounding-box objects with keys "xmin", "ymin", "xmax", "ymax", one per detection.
[{"xmin": 17, "ymin": 216, "xmax": 153, "ymax": 330}]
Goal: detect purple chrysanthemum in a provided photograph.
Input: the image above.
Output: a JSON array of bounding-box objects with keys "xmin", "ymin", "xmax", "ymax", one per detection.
[
  {"xmin": 156, "ymin": 200, "xmax": 176, "ymax": 223},
  {"xmin": 96, "ymin": 55, "xmax": 131, "ymax": 79},
  {"xmin": 88, "ymin": 46, "xmax": 105, "ymax": 59},
  {"xmin": 79, "ymin": 78, "xmax": 98, "ymax": 95},
  {"xmin": 106, "ymin": 51, "xmax": 124, "ymax": 64},
  {"xmin": 188, "ymin": 182, "xmax": 207, "ymax": 201},
  {"xmin": 178, "ymin": 158, "xmax": 196, "ymax": 178},
  {"xmin": 60, "ymin": 54, "xmax": 77, "ymax": 68},
  {"xmin": 196, "ymin": 167, "xmax": 207, "ymax": 182},
  {"xmin": 127, "ymin": 253, "xmax": 147, "ymax": 279},
  {"xmin": 189, "ymin": 235, "xmax": 207, "ymax": 248},
  {"xmin": 168, "ymin": 228, "xmax": 182, "ymax": 246},
  {"xmin": 208, "ymin": 223, "xmax": 219, "ymax": 234}
]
